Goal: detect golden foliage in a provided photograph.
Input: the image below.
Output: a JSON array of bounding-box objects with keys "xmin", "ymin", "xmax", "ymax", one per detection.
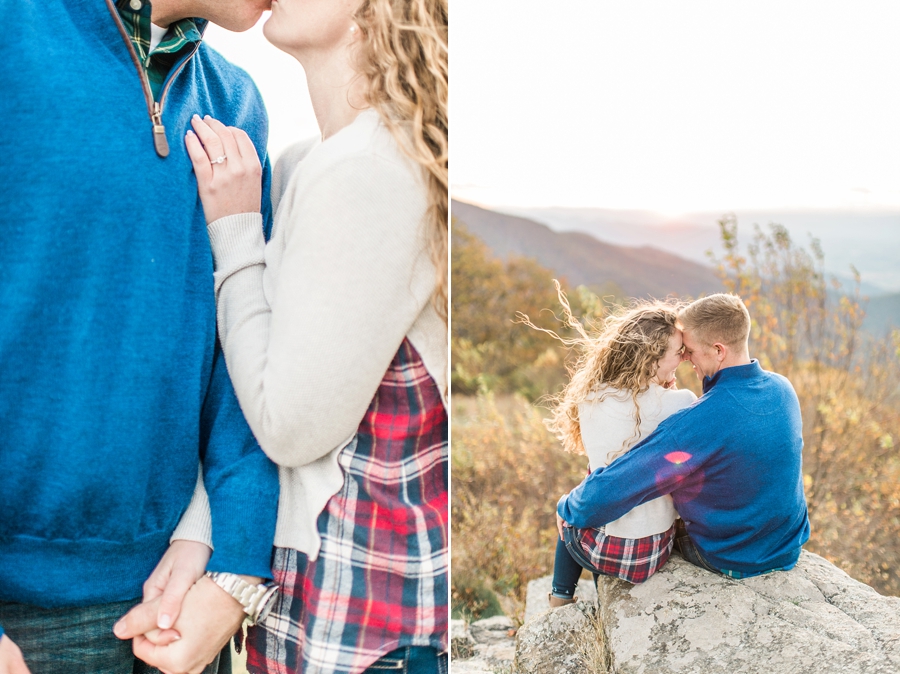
[
  {"xmin": 451, "ymin": 394, "xmax": 585, "ymax": 622},
  {"xmin": 451, "ymin": 221, "xmax": 571, "ymax": 399},
  {"xmin": 451, "ymin": 219, "xmax": 619, "ymax": 400}
]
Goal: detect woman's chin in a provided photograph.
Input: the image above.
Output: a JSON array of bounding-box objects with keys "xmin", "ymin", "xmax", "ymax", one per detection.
[
  {"xmin": 262, "ymin": 18, "xmax": 302, "ymax": 57},
  {"xmin": 261, "ymin": 15, "xmax": 274, "ymax": 41},
  {"xmin": 261, "ymin": 15, "xmax": 285, "ymax": 50}
]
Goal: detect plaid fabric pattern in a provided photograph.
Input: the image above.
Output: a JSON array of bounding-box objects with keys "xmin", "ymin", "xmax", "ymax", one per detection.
[
  {"xmin": 115, "ymin": 0, "xmax": 201, "ymax": 100},
  {"xmin": 246, "ymin": 339, "xmax": 449, "ymax": 674},
  {"xmin": 576, "ymin": 524, "xmax": 675, "ymax": 584},
  {"xmin": 720, "ymin": 566, "xmax": 789, "ymax": 579}
]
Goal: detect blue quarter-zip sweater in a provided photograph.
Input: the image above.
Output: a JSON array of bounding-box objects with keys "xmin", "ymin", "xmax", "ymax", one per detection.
[
  {"xmin": 0, "ymin": 0, "xmax": 279, "ymax": 615},
  {"xmin": 558, "ymin": 360, "xmax": 810, "ymax": 575}
]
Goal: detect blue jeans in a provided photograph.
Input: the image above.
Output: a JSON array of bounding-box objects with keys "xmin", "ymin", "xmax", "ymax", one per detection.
[
  {"xmin": 672, "ymin": 519, "xmax": 722, "ymax": 575},
  {"xmin": 551, "ymin": 528, "xmax": 603, "ymax": 599},
  {"xmin": 0, "ymin": 598, "xmax": 230, "ymax": 674},
  {"xmin": 362, "ymin": 646, "xmax": 448, "ymax": 674}
]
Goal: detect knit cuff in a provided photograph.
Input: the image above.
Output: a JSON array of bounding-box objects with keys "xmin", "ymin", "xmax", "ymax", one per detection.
[
  {"xmin": 207, "ymin": 212, "xmax": 266, "ymax": 273},
  {"xmin": 170, "ymin": 466, "xmax": 214, "ymax": 549}
]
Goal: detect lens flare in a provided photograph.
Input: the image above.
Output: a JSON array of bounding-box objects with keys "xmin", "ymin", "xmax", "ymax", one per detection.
[
  {"xmin": 665, "ymin": 451, "xmax": 692, "ymax": 465},
  {"xmin": 655, "ymin": 466, "xmax": 706, "ymax": 502}
]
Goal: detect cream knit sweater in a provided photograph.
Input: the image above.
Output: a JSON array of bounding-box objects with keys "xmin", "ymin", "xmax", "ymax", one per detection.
[
  {"xmin": 578, "ymin": 384, "xmax": 696, "ymax": 538},
  {"xmin": 173, "ymin": 110, "xmax": 448, "ymax": 560}
]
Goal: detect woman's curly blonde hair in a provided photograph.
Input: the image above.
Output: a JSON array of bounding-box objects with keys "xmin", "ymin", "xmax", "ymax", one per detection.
[
  {"xmin": 521, "ymin": 283, "xmax": 682, "ymax": 458},
  {"xmin": 353, "ymin": 0, "xmax": 448, "ymax": 322}
]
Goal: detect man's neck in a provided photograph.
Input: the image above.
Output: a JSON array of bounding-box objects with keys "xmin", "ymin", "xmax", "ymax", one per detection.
[
  {"xmin": 720, "ymin": 352, "xmax": 752, "ymax": 371},
  {"xmin": 149, "ymin": 0, "xmax": 191, "ymax": 27}
]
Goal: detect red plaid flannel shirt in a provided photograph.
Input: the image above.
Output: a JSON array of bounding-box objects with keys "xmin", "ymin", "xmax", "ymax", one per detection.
[
  {"xmin": 246, "ymin": 339, "xmax": 448, "ymax": 674},
  {"xmin": 574, "ymin": 524, "xmax": 675, "ymax": 584}
]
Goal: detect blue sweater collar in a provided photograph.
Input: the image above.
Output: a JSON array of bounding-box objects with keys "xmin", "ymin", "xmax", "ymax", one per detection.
[{"xmin": 702, "ymin": 359, "xmax": 762, "ymax": 394}]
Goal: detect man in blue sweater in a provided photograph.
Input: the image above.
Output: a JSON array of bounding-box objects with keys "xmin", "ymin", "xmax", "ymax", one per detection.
[
  {"xmin": 0, "ymin": 1, "xmax": 280, "ymax": 672},
  {"xmin": 558, "ymin": 294, "xmax": 810, "ymax": 578}
]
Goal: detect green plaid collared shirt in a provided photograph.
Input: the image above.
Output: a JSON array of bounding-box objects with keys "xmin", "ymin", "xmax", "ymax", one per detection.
[{"xmin": 115, "ymin": 0, "xmax": 202, "ymax": 101}]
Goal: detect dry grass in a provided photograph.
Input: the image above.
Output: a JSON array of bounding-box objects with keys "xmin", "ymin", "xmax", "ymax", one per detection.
[
  {"xmin": 451, "ymin": 393, "xmax": 586, "ymax": 623},
  {"xmin": 574, "ymin": 605, "xmax": 610, "ymax": 673}
]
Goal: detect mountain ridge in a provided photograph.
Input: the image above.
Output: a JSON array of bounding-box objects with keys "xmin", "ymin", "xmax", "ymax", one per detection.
[
  {"xmin": 451, "ymin": 199, "xmax": 900, "ymax": 332},
  {"xmin": 500, "ymin": 204, "xmax": 900, "ymax": 296},
  {"xmin": 451, "ymin": 199, "xmax": 722, "ymax": 300}
]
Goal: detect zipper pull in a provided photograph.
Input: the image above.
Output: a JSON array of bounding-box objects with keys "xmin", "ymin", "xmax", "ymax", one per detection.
[{"xmin": 152, "ymin": 102, "xmax": 170, "ymax": 157}]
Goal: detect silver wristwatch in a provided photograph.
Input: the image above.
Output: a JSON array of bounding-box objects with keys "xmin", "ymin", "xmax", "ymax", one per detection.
[{"xmin": 205, "ymin": 571, "xmax": 279, "ymax": 626}]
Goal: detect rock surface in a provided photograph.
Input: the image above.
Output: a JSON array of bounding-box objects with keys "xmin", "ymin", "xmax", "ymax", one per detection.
[
  {"xmin": 517, "ymin": 551, "xmax": 900, "ymax": 674},
  {"xmin": 515, "ymin": 600, "xmax": 605, "ymax": 674},
  {"xmin": 450, "ymin": 616, "xmax": 516, "ymax": 673},
  {"xmin": 524, "ymin": 572, "xmax": 598, "ymax": 624},
  {"xmin": 451, "ymin": 576, "xmax": 599, "ymax": 674}
]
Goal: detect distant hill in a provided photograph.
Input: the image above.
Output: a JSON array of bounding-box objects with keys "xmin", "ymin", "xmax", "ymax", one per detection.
[
  {"xmin": 451, "ymin": 199, "xmax": 722, "ymax": 300},
  {"xmin": 503, "ymin": 205, "xmax": 900, "ymax": 296},
  {"xmin": 864, "ymin": 293, "xmax": 900, "ymax": 334},
  {"xmin": 453, "ymin": 199, "xmax": 900, "ymax": 334}
]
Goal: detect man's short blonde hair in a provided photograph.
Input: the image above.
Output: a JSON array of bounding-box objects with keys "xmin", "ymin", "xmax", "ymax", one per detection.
[{"xmin": 678, "ymin": 293, "xmax": 751, "ymax": 349}]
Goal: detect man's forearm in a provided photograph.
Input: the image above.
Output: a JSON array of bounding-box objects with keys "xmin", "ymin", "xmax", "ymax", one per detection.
[
  {"xmin": 558, "ymin": 432, "xmax": 692, "ymax": 529},
  {"xmin": 557, "ymin": 483, "xmax": 627, "ymax": 530}
]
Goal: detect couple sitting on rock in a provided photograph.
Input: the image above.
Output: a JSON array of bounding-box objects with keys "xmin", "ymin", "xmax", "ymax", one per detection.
[{"xmin": 539, "ymin": 291, "xmax": 811, "ymax": 606}]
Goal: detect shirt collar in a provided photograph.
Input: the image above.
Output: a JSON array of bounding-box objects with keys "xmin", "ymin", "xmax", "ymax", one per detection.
[
  {"xmin": 702, "ymin": 359, "xmax": 762, "ymax": 394},
  {"xmin": 116, "ymin": 0, "xmax": 203, "ymax": 60}
]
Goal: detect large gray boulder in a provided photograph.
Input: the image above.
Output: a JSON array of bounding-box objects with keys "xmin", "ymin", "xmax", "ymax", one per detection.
[
  {"xmin": 515, "ymin": 601, "xmax": 605, "ymax": 674},
  {"xmin": 517, "ymin": 551, "xmax": 900, "ymax": 674},
  {"xmin": 451, "ymin": 616, "xmax": 516, "ymax": 673}
]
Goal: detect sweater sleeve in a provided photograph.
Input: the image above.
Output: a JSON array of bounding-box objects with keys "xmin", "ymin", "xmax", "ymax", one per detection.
[
  {"xmin": 198, "ymin": 337, "xmax": 279, "ymax": 578},
  {"xmin": 207, "ymin": 153, "xmax": 432, "ymax": 469},
  {"xmin": 194, "ymin": 153, "xmax": 279, "ymax": 579},
  {"xmin": 558, "ymin": 427, "xmax": 697, "ymax": 529},
  {"xmin": 170, "ymin": 464, "xmax": 213, "ymax": 549}
]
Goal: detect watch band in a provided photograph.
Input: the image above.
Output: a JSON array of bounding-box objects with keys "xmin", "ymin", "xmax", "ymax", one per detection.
[{"xmin": 205, "ymin": 571, "xmax": 279, "ymax": 625}]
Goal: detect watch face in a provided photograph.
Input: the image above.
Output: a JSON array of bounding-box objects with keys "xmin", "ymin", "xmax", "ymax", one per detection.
[{"xmin": 253, "ymin": 584, "xmax": 280, "ymax": 625}]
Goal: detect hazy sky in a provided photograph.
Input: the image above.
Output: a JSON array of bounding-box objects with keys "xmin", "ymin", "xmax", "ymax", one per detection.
[
  {"xmin": 205, "ymin": 4, "xmax": 900, "ymax": 214},
  {"xmin": 451, "ymin": 1, "xmax": 900, "ymax": 214}
]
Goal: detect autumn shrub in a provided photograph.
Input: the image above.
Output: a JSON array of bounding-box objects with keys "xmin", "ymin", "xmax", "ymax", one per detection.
[
  {"xmin": 450, "ymin": 393, "xmax": 586, "ymax": 622},
  {"xmin": 451, "ymin": 221, "xmax": 617, "ymax": 400}
]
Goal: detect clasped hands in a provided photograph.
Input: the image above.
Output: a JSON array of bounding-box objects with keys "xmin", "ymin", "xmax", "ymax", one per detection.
[{"xmin": 113, "ymin": 540, "xmax": 252, "ymax": 674}]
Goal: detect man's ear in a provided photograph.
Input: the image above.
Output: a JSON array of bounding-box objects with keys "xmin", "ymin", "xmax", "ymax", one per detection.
[{"xmin": 713, "ymin": 342, "xmax": 728, "ymax": 363}]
